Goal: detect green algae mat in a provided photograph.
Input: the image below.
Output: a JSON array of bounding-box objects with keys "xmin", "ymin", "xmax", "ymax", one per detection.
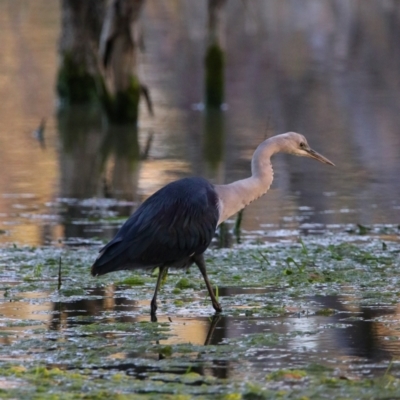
[{"xmin": 1, "ymin": 229, "xmax": 400, "ymax": 399}]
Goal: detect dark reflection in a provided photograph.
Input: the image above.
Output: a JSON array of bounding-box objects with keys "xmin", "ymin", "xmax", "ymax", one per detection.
[
  {"xmin": 88, "ymin": 362, "xmax": 223, "ymax": 382},
  {"xmin": 50, "ymin": 286, "xmax": 139, "ymax": 330},
  {"xmin": 311, "ymin": 295, "xmax": 394, "ymax": 361},
  {"xmin": 216, "ymin": 287, "xmax": 270, "ymax": 297},
  {"xmin": 233, "ymin": 209, "xmax": 243, "ymax": 244},
  {"xmin": 215, "ymin": 212, "xmax": 242, "ymax": 248},
  {"xmin": 57, "ymin": 106, "xmax": 144, "ymax": 243},
  {"xmin": 48, "ymin": 287, "xmax": 400, "ymax": 378},
  {"xmin": 57, "ymin": 105, "xmax": 105, "ymax": 199},
  {"xmin": 100, "ymin": 124, "xmax": 141, "ymax": 201},
  {"xmin": 216, "ymin": 221, "xmax": 233, "ymax": 248},
  {"xmin": 203, "ymin": 109, "xmax": 225, "ymax": 177},
  {"xmin": 202, "ymin": 109, "xmax": 233, "ymax": 249}
]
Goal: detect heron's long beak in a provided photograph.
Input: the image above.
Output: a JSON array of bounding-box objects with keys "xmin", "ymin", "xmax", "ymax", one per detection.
[{"xmin": 306, "ymin": 148, "xmax": 335, "ymax": 166}]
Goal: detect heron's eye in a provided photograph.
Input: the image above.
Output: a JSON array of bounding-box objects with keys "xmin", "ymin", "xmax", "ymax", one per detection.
[{"xmin": 299, "ymin": 142, "xmax": 306, "ymax": 148}]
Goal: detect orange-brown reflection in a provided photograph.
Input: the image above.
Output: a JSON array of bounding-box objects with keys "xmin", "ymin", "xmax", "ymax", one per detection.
[
  {"xmin": 48, "ymin": 285, "xmax": 210, "ymax": 345},
  {"xmin": 1, "ymin": 0, "xmax": 400, "ymax": 245},
  {"xmin": 45, "ymin": 287, "xmax": 400, "ymax": 362},
  {"xmin": 0, "ymin": 1, "xmax": 59, "ymax": 246},
  {"xmin": 2, "ymin": 286, "xmax": 400, "ymax": 378},
  {"xmin": 0, "ymin": 291, "xmax": 52, "ymax": 346}
]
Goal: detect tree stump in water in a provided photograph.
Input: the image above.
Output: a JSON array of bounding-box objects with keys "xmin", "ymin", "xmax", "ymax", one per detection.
[
  {"xmin": 99, "ymin": 0, "xmax": 146, "ymax": 124},
  {"xmin": 205, "ymin": 0, "xmax": 226, "ymax": 109},
  {"xmin": 57, "ymin": 0, "xmax": 106, "ymax": 104}
]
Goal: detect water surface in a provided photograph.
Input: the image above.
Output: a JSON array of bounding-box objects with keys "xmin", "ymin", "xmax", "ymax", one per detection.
[
  {"xmin": 1, "ymin": 1, "xmax": 400, "ymax": 396},
  {"xmin": 0, "ymin": 1, "xmax": 399, "ymax": 246}
]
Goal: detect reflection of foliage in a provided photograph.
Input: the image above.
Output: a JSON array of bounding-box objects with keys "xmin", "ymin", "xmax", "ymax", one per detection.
[{"xmin": 205, "ymin": 43, "xmax": 225, "ymax": 108}]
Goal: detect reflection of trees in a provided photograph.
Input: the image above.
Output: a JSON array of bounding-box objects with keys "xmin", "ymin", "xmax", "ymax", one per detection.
[
  {"xmin": 209, "ymin": 0, "xmax": 400, "ymax": 227},
  {"xmin": 202, "ymin": 109, "xmax": 236, "ymax": 247},
  {"xmin": 57, "ymin": 106, "xmax": 143, "ymax": 241},
  {"xmin": 205, "ymin": 0, "xmax": 226, "ymax": 108},
  {"xmin": 203, "ymin": 109, "xmax": 225, "ymax": 179},
  {"xmin": 312, "ymin": 295, "xmax": 394, "ymax": 361},
  {"xmin": 58, "ymin": 106, "xmax": 105, "ymax": 199},
  {"xmin": 47, "ymin": 287, "xmax": 400, "ymax": 378},
  {"xmin": 58, "ymin": 107, "xmax": 142, "ymax": 200},
  {"xmin": 49, "ymin": 288, "xmax": 230, "ymax": 378},
  {"xmin": 101, "ymin": 124, "xmax": 141, "ymax": 201}
]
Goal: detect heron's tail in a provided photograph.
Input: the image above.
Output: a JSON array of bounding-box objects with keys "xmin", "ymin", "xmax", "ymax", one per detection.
[
  {"xmin": 91, "ymin": 233, "xmax": 154, "ymax": 276},
  {"xmin": 91, "ymin": 258, "xmax": 108, "ymax": 276},
  {"xmin": 91, "ymin": 253, "xmax": 131, "ymax": 276},
  {"xmin": 91, "ymin": 238, "xmax": 129, "ymax": 276},
  {"xmin": 91, "ymin": 256, "xmax": 117, "ymax": 276}
]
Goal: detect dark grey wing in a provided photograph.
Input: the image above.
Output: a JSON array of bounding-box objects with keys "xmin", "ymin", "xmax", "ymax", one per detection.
[{"xmin": 91, "ymin": 177, "xmax": 219, "ymax": 276}]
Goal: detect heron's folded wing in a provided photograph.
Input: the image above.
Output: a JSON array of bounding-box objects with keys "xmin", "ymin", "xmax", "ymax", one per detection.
[{"xmin": 94, "ymin": 178, "xmax": 219, "ymax": 269}]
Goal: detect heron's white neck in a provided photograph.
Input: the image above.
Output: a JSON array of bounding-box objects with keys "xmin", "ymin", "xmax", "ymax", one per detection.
[{"xmin": 214, "ymin": 137, "xmax": 282, "ymax": 225}]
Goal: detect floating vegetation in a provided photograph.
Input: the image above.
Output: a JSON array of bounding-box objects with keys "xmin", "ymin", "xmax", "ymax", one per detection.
[{"xmin": 1, "ymin": 234, "xmax": 400, "ymax": 398}]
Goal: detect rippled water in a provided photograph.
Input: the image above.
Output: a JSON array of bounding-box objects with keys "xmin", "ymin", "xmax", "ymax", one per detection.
[
  {"xmin": 0, "ymin": 0, "xmax": 400, "ymax": 246},
  {"xmin": 2, "ymin": 287, "xmax": 400, "ymax": 379},
  {"xmin": 1, "ymin": 1, "xmax": 400, "ymax": 396}
]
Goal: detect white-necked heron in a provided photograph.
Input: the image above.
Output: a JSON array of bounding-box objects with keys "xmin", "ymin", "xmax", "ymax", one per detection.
[{"xmin": 91, "ymin": 132, "xmax": 334, "ymax": 318}]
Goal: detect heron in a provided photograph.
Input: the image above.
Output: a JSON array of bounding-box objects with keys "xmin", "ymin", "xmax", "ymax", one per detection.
[{"xmin": 91, "ymin": 132, "xmax": 334, "ymax": 318}]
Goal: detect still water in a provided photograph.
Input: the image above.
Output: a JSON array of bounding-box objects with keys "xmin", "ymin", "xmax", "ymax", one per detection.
[
  {"xmin": 2, "ymin": 286, "xmax": 400, "ymax": 380},
  {"xmin": 1, "ymin": 0, "xmax": 400, "ymax": 391},
  {"xmin": 0, "ymin": 0, "xmax": 400, "ymax": 246}
]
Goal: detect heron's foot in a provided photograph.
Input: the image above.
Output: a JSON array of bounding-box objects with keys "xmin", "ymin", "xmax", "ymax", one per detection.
[{"xmin": 212, "ymin": 301, "xmax": 222, "ymax": 313}]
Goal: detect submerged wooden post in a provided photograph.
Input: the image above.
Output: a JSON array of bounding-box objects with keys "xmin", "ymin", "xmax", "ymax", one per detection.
[
  {"xmin": 205, "ymin": 0, "xmax": 227, "ymax": 109},
  {"xmin": 99, "ymin": 0, "xmax": 145, "ymax": 124}
]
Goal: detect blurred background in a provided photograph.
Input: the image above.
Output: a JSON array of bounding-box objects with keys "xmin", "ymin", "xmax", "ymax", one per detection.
[{"xmin": 0, "ymin": 0, "xmax": 400, "ymax": 247}]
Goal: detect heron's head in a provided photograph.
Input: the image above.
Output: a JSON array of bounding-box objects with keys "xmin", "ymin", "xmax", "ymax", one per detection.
[{"xmin": 278, "ymin": 132, "xmax": 335, "ymax": 166}]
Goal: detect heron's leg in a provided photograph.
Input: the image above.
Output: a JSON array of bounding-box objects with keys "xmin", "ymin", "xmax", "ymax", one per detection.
[
  {"xmin": 193, "ymin": 254, "xmax": 222, "ymax": 313},
  {"xmin": 150, "ymin": 266, "xmax": 167, "ymax": 320}
]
